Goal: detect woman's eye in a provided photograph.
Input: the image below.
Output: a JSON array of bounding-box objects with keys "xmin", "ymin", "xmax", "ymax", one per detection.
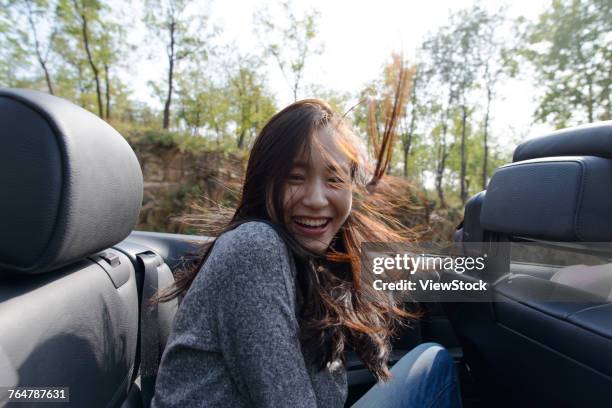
[
  {"xmin": 288, "ymin": 174, "xmax": 305, "ymax": 182},
  {"xmin": 327, "ymin": 176, "xmax": 346, "ymax": 186}
]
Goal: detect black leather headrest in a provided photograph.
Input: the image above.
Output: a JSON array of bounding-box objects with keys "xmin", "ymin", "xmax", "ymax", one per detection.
[
  {"xmin": 454, "ymin": 191, "xmax": 486, "ymax": 258},
  {"xmin": 513, "ymin": 121, "xmax": 612, "ymax": 162},
  {"xmin": 481, "ymin": 156, "xmax": 612, "ymax": 241},
  {"xmin": 0, "ymin": 88, "xmax": 143, "ymax": 274},
  {"xmin": 461, "ymin": 191, "xmax": 486, "ymax": 243}
]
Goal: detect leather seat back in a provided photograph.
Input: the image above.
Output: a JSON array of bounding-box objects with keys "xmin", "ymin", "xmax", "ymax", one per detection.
[
  {"xmin": 447, "ymin": 121, "xmax": 612, "ymax": 407},
  {"xmin": 0, "ymin": 89, "xmax": 143, "ymax": 407}
]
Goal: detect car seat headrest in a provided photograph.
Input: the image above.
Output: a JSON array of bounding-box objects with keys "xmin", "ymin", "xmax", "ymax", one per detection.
[
  {"xmin": 454, "ymin": 191, "xmax": 486, "ymax": 258},
  {"xmin": 461, "ymin": 191, "xmax": 486, "ymax": 243},
  {"xmin": 513, "ymin": 121, "xmax": 612, "ymax": 162},
  {"xmin": 0, "ymin": 88, "xmax": 143, "ymax": 274},
  {"xmin": 481, "ymin": 156, "xmax": 612, "ymax": 242}
]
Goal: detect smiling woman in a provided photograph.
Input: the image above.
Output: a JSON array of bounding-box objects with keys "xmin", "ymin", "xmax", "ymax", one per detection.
[{"xmin": 150, "ymin": 99, "xmax": 462, "ymax": 407}]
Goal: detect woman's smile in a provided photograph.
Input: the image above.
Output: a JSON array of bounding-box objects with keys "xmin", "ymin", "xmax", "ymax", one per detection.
[{"xmin": 292, "ymin": 216, "xmax": 332, "ymax": 236}]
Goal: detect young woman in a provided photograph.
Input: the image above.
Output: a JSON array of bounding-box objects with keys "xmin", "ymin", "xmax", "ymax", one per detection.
[{"xmin": 151, "ymin": 99, "xmax": 462, "ymax": 408}]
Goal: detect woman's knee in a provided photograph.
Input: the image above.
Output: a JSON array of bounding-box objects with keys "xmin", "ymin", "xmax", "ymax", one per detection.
[
  {"xmin": 421, "ymin": 343, "xmax": 453, "ymax": 365},
  {"xmin": 409, "ymin": 342, "xmax": 452, "ymax": 363},
  {"xmin": 394, "ymin": 342, "xmax": 455, "ymax": 383},
  {"xmin": 419, "ymin": 343, "xmax": 455, "ymax": 375},
  {"xmin": 381, "ymin": 343, "xmax": 460, "ymax": 407}
]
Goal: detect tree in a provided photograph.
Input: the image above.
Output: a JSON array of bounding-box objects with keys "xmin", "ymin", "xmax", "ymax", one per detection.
[
  {"xmin": 400, "ymin": 63, "xmax": 422, "ymax": 178},
  {"xmin": 51, "ymin": 27, "xmax": 94, "ymax": 106},
  {"xmin": 254, "ymin": 0, "xmax": 323, "ymax": 101},
  {"xmin": 8, "ymin": 0, "xmax": 57, "ymax": 93},
  {"xmin": 422, "ymin": 23, "xmax": 460, "ymax": 208},
  {"xmin": 174, "ymin": 49, "xmax": 276, "ymax": 148},
  {"xmin": 229, "ymin": 69, "xmax": 276, "ymax": 148},
  {"xmin": 452, "ymin": 6, "xmax": 493, "ymax": 204},
  {"xmin": 67, "ymin": 0, "xmax": 104, "ymax": 117},
  {"xmin": 96, "ymin": 20, "xmax": 124, "ymax": 119},
  {"xmin": 421, "ymin": 5, "xmax": 504, "ymax": 205},
  {"xmin": 307, "ymin": 84, "xmax": 351, "ymax": 114},
  {"xmin": 521, "ymin": 0, "xmax": 612, "ymax": 127},
  {"xmin": 55, "ymin": 0, "xmax": 127, "ymax": 118},
  {"xmin": 0, "ymin": 3, "xmax": 27, "ymax": 87},
  {"xmin": 480, "ymin": 12, "xmax": 514, "ymax": 189},
  {"xmin": 145, "ymin": 0, "xmax": 214, "ymax": 129},
  {"xmin": 176, "ymin": 67, "xmax": 229, "ymax": 139},
  {"xmin": 1, "ymin": 0, "xmax": 58, "ymax": 91}
]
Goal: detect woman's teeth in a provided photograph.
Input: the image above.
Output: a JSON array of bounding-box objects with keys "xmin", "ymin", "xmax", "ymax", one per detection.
[{"xmin": 294, "ymin": 217, "xmax": 329, "ymax": 228}]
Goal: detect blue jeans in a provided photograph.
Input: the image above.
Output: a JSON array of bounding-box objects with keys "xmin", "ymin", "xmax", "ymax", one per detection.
[{"xmin": 352, "ymin": 343, "xmax": 462, "ymax": 408}]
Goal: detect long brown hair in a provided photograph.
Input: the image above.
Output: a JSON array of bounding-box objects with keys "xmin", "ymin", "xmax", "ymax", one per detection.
[{"xmin": 153, "ymin": 99, "xmax": 419, "ymax": 381}]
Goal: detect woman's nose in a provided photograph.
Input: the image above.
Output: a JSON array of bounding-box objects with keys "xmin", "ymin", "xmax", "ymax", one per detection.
[{"xmin": 302, "ymin": 179, "xmax": 329, "ymax": 208}]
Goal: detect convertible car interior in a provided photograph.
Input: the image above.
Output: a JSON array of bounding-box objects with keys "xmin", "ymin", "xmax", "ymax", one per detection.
[{"xmin": 0, "ymin": 88, "xmax": 610, "ymax": 407}]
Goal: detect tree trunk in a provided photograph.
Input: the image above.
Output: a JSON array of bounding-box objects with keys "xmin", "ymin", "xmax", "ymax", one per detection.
[
  {"xmin": 194, "ymin": 109, "xmax": 201, "ymax": 135},
  {"xmin": 435, "ymin": 118, "xmax": 449, "ymax": 209},
  {"xmin": 36, "ymin": 48, "xmax": 54, "ymax": 95},
  {"xmin": 41, "ymin": 61, "xmax": 54, "ymax": 95},
  {"xmin": 587, "ymin": 74, "xmax": 594, "ymax": 122},
  {"xmin": 460, "ymin": 105, "xmax": 468, "ymax": 204},
  {"xmin": 403, "ymin": 144, "xmax": 409, "ymax": 178},
  {"xmin": 435, "ymin": 145, "xmax": 447, "ymax": 209},
  {"xmin": 74, "ymin": 0, "xmax": 104, "ymax": 118},
  {"xmin": 403, "ymin": 78, "xmax": 418, "ymax": 178},
  {"xmin": 402, "ymin": 131, "xmax": 413, "ymax": 178},
  {"xmin": 215, "ymin": 124, "xmax": 221, "ymax": 146},
  {"xmin": 482, "ymin": 86, "xmax": 492, "ymax": 190},
  {"xmin": 607, "ymin": 64, "xmax": 612, "ymax": 119},
  {"xmin": 163, "ymin": 21, "xmax": 176, "ymax": 130},
  {"xmin": 236, "ymin": 80, "xmax": 247, "ymax": 148},
  {"xmin": 104, "ymin": 63, "xmax": 111, "ymax": 119},
  {"xmin": 76, "ymin": 62, "xmax": 86, "ymax": 95},
  {"xmin": 435, "ymin": 95, "xmax": 452, "ymax": 209},
  {"xmin": 237, "ymin": 130, "xmax": 246, "ymax": 149},
  {"xmin": 25, "ymin": 0, "xmax": 54, "ymax": 95}
]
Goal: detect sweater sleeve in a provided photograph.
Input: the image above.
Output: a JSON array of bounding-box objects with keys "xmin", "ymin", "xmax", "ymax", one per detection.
[{"xmin": 209, "ymin": 222, "xmax": 318, "ymax": 408}]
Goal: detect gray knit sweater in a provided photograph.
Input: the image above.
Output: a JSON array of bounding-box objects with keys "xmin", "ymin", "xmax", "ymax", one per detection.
[{"xmin": 151, "ymin": 221, "xmax": 348, "ymax": 407}]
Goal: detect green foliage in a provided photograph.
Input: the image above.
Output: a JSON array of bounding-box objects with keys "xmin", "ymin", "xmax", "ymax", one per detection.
[
  {"xmin": 306, "ymin": 86, "xmax": 352, "ymax": 114},
  {"xmin": 226, "ymin": 54, "xmax": 277, "ymax": 148},
  {"xmin": 381, "ymin": 5, "xmax": 514, "ymax": 207},
  {"xmin": 520, "ymin": 0, "xmax": 611, "ymax": 127},
  {"xmin": 144, "ymin": 0, "xmax": 217, "ymax": 128},
  {"xmin": 254, "ymin": 0, "xmax": 323, "ymax": 101},
  {"xmin": 4, "ymin": 0, "xmax": 606, "ymax": 225},
  {"xmin": 1, "ymin": 0, "xmax": 55, "ymax": 89},
  {"xmin": 174, "ymin": 50, "xmax": 277, "ymax": 148},
  {"xmin": 176, "ymin": 68, "xmax": 231, "ymax": 137},
  {"xmin": 122, "ymin": 126, "xmax": 245, "ymax": 154}
]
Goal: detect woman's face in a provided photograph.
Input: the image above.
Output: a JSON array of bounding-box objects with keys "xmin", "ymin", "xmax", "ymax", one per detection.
[{"xmin": 281, "ymin": 127, "xmax": 353, "ymax": 254}]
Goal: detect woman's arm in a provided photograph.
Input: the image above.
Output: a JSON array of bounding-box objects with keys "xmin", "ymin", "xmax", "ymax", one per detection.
[{"xmin": 210, "ymin": 222, "xmax": 318, "ymax": 407}]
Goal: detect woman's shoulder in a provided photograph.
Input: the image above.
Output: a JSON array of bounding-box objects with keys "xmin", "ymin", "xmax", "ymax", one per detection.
[
  {"xmin": 201, "ymin": 221, "xmax": 294, "ymax": 282},
  {"xmin": 214, "ymin": 220, "xmax": 287, "ymax": 255}
]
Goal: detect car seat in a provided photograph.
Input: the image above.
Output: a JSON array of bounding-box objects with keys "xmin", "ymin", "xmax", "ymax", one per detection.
[
  {"xmin": 446, "ymin": 121, "xmax": 612, "ymax": 407},
  {"xmin": 0, "ymin": 88, "xmax": 176, "ymax": 408}
]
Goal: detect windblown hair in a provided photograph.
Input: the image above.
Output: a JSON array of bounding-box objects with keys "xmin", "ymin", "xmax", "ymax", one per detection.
[{"xmin": 153, "ymin": 99, "xmax": 419, "ymax": 382}]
